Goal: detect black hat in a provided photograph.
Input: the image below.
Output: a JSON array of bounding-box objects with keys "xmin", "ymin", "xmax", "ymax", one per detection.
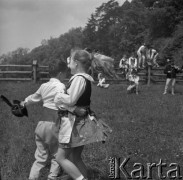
[
  {"xmin": 12, "ymin": 100, "xmax": 28, "ymax": 117},
  {"xmin": 0, "ymin": 95, "xmax": 28, "ymax": 117}
]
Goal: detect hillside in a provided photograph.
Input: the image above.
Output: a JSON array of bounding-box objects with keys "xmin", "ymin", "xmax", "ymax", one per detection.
[{"xmin": 0, "ymin": 0, "xmax": 183, "ymax": 66}]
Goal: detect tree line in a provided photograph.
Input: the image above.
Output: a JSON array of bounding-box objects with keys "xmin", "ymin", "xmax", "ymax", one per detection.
[{"xmin": 0, "ymin": 0, "xmax": 183, "ymax": 66}]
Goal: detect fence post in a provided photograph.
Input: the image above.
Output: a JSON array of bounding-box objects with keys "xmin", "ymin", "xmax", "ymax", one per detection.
[
  {"xmin": 32, "ymin": 60, "xmax": 38, "ymax": 83},
  {"xmin": 147, "ymin": 65, "xmax": 151, "ymax": 86}
]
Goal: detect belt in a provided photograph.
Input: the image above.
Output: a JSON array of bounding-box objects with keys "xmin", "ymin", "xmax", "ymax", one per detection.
[
  {"xmin": 58, "ymin": 109, "xmax": 69, "ymax": 117},
  {"xmin": 58, "ymin": 107, "xmax": 96, "ymax": 118}
]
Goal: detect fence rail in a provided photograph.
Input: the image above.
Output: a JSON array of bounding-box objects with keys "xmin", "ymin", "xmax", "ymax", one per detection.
[
  {"xmin": 0, "ymin": 60, "xmax": 183, "ymax": 85},
  {"xmin": 0, "ymin": 71, "xmax": 32, "ymax": 74},
  {"xmin": 0, "ymin": 64, "xmax": 32, "ymax": 68},
  {"xmin": 0, "ymin": 78, "xmax": 32, "ymax": 81}
]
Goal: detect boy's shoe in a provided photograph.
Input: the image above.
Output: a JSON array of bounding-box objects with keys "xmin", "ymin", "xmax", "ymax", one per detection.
[
  {"xmin": 163, "ymin": 92, "xmax": 167, "ymax": 95},
  {"xmin": 172, "ymin": 92, "xmax": 175, "ymax": 95}
]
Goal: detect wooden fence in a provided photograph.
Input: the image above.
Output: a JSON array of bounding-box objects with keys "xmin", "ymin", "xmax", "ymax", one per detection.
[
  {"xmin": 0, "ymin": 60, "xmax": 50, "ymax": 83},
  {"xmin": 0, "ymin": 60, "xmax": 183, "ymax": 85},
  {"xmin": 108, "ymin": 66, "xmax": 183, "ymax": 85}
]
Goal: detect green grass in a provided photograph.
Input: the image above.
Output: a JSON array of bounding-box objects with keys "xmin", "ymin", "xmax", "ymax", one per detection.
[{"xmin": 1, "ymin": 81, "xmax": 183, "ymax": 179}]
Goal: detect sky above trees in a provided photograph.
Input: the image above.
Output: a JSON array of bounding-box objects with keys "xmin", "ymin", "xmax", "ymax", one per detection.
[{"xmin": 0, "ymin": 0, "xmax": 126, "ymax": 56}]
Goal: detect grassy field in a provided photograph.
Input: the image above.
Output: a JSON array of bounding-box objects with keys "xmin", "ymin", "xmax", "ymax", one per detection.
[{"xmin": 1, "ymin": 81, "xmax": 183, "ymax": 180}]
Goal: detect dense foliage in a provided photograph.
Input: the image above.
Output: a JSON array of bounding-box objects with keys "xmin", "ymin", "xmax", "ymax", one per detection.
[{"xmin": 1, "ymin": 0, "xmax": 183, "ymax": 66}]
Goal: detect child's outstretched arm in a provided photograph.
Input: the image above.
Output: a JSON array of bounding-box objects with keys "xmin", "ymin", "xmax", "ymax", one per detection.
[{"xmin": 21, "ymin": 86, "xmax": 42, "ymax": 106}]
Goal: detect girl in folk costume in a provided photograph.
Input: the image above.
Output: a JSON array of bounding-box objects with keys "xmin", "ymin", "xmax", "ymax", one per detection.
[{"xmin": 54, "ymin": 49, "xmax": 112, "ymax": 180}]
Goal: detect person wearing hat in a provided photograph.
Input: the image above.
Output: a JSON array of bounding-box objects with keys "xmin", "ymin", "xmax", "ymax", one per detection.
[
  {"xmin": 0, "ymin": 95, "xmax": 28, "ymax": 117},
  {"xmin": 163, "ymin": 59, "xmax": 182, "ymax": 95}
]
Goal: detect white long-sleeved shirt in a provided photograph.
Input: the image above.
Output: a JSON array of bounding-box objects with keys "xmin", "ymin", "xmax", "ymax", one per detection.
[
  {"xmin": 54, "ymin": 73, "xmax": 94, "ymax": 107},
  {"xmin": 54, "ymin": 73, "xmax": 94, "ymax": 143},
  {"xmin": 24, "ymin": 78, "xmax": 73, "ymax": 111}
]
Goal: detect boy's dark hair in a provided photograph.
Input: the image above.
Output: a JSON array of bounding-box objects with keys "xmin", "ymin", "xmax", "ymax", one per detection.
[{"xmin": 49, "ymin": 59, "xmax": 67, "ymax": 77}]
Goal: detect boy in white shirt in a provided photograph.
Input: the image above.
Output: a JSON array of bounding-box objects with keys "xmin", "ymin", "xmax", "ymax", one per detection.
[{"xmin": 21, "ymin": 60, "xmax": 72, "ymax": 180}]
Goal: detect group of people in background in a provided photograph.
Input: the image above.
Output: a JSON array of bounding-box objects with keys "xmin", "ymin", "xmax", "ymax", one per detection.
[
  {"xmin": 96, "ymin": 43, "xmax": 183, "ymax": 95},
  {"xmin": 119, "ymin": 43, "xmax": 159, "ymax": 75},
  {"xmin": 137, "ymin": 43, "xmax": 159, "ymax": 68}
]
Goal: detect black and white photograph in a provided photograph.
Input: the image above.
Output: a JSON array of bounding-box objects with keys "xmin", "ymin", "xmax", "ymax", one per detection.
[{"xmin": 1, "ymin": 0, "xmax": 183, "ymax": 179}]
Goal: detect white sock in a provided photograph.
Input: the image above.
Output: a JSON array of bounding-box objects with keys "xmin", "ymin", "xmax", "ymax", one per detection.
[{"xmin": 76, "ymin": 175, "xmax": 84, "ymax": 180}]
